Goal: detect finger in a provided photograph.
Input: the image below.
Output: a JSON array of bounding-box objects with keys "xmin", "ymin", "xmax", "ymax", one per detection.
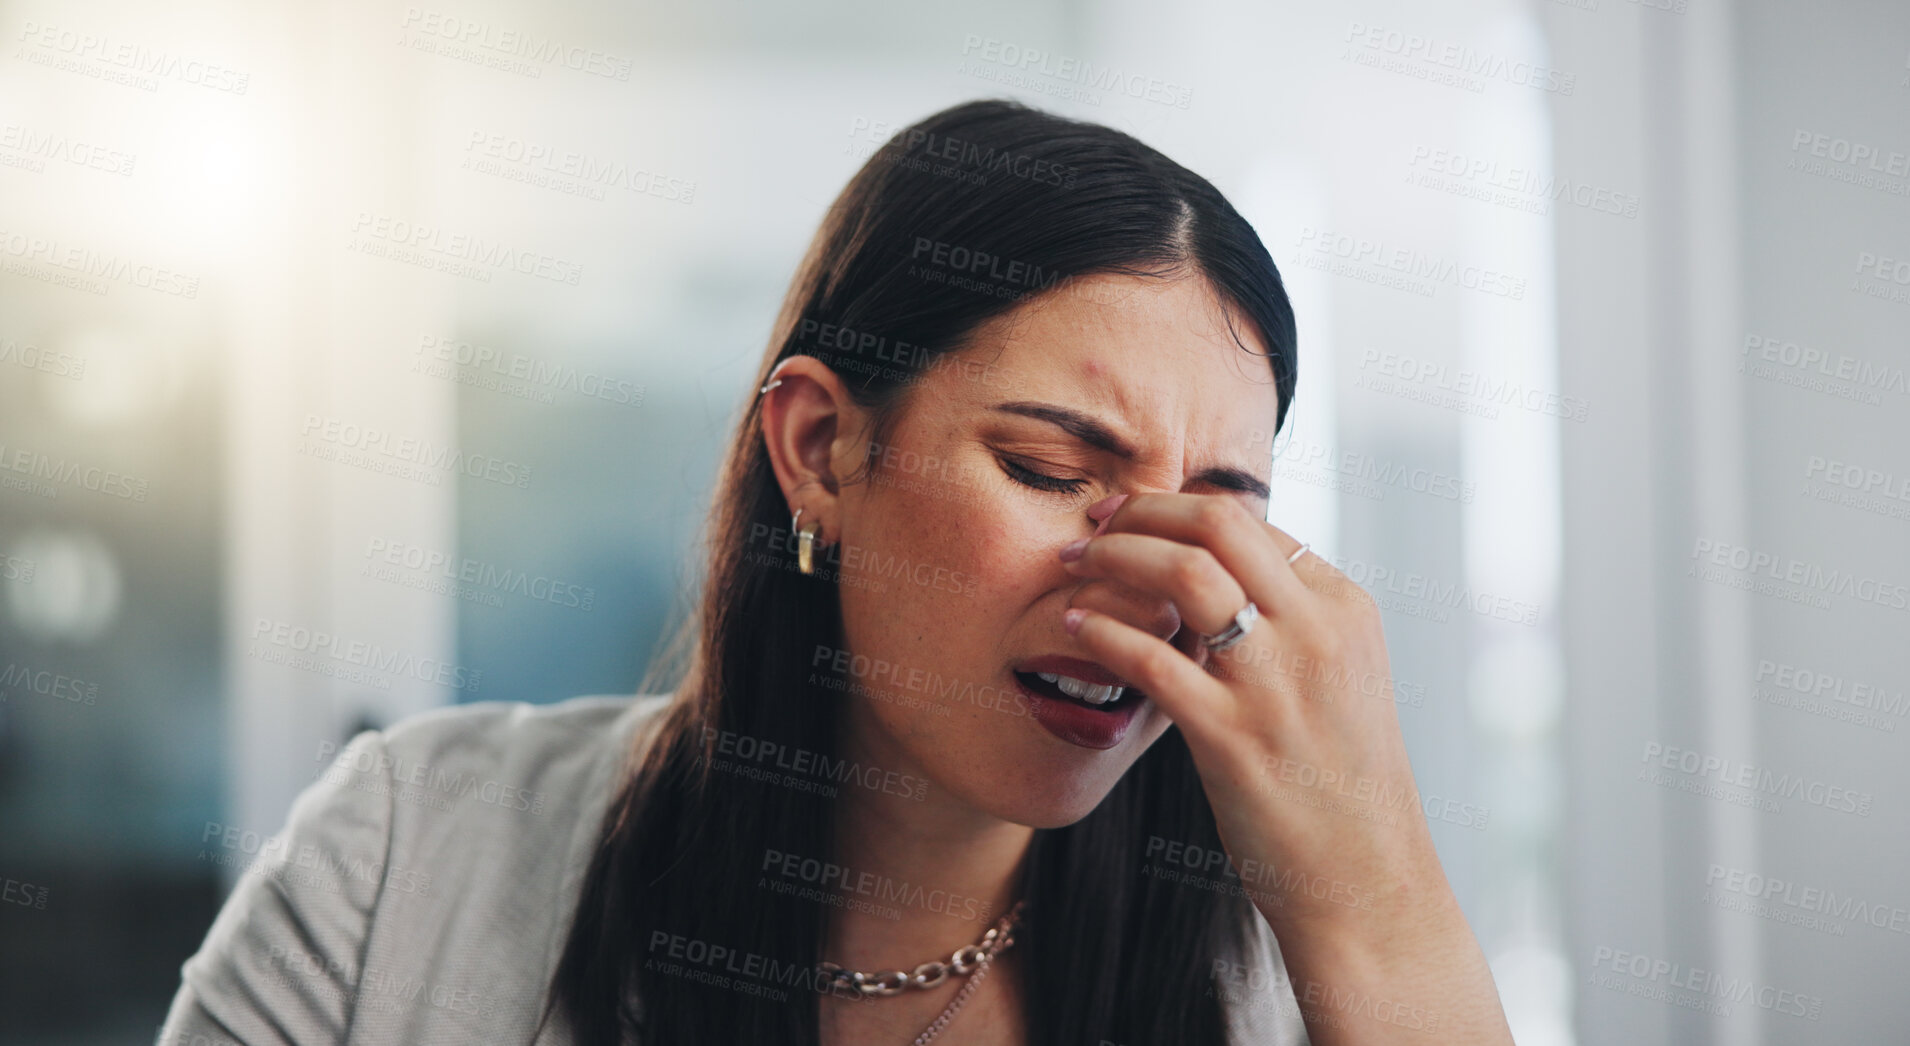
[
  {"xmin": 1061, "ymin": 531, "xmax": 1250, "ymax": 638},
  {"xmin": 1098, "ymin": 493, "xmax": 1315, "ymax": 619},
  {"xmin": 1065, "ymin": 606, "xmax": 1232, "ymax": 742},
  {"xmin": 1270, "ymin": 530, "xmax": 1374, "ymax": 612}
]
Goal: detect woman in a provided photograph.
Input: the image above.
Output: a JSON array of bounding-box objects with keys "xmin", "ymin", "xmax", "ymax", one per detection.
[{"xmin": 160, "ymin": 99, "xmax": 1514, "ymax": 1045}]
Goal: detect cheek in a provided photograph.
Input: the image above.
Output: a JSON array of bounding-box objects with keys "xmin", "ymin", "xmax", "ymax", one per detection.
[
  {"xmin": 851, "ymin": 474, "xmax": 1059, "ymax": 628},
  {"xmin": 829, "ymin": 478, "xmax": 1080, "ymax": 761},
  {"xmin": 945, "ymin": 494, "xmax": 1058, "ymax": 603},
  {"xmin": 831, "ymin": 492, "xmax": 972, "ymax": 676}
]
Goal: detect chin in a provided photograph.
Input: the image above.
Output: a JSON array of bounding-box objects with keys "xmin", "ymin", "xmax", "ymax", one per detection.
[
  {"xmin": 973, "ymin": 737, "xmax": 1159, "ymax": 829},
  {"xmin": 986, "ymin": 789, "xmax": 1115, "ymax": 830}
]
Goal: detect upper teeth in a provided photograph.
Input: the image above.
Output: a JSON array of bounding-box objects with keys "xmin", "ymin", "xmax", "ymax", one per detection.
[{"xmin": 1037, "ymin": 672, "xmax": 1124, "ymax": 705}]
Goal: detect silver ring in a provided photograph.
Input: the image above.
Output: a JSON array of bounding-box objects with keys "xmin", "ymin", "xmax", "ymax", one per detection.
[
  {"xmin": 759, "ymin": 378, "xmax": 783, "ymax": 394},
  {"xmin": 1201, "ymin": 600, "xmax": 1259, "ymax": 651},
  {"xmin": 1286, "ymin": 542, "xmax": 1310, "ymax": 566}
]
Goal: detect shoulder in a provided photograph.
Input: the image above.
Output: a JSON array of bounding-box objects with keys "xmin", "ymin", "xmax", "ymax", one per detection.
[
  {"xmin": 313, "ymin": 693, "xmax": 670, "ymax": 847},
  {"xmin": 380, "ymin": 691, "xmax": 669, "ymax": 762},
  {"xmin": 162, "ymin": 693, "xmax": 675, "ymax": 1046},
  {"xmin": 337, "ymin": 692, "xmax": 672, "ymax": 904},
  {"xmin": 369, "ymin": 693, "xmax": 670, "ymax": 797},
  {"xmin": 341, "ymin": 694, "xmax": 673, "ymax": 1037}
]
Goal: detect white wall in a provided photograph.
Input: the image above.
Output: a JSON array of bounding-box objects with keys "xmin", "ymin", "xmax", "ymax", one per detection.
[{"xmin": 1549, "ymin": 2, "xmax": 1910, "ymax": 1043}]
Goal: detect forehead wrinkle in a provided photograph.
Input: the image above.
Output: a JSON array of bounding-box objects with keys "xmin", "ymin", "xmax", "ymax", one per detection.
[
  {"xmin": 1069, "ymin": 323, "xmax": 1268, "ymax": 490},
  {"xmin": 980, "ymin": 272, "xmax": 1276, "ymax": 488},
  {"xmin": 1052, "ymin": 370, "xmax": 1223, "ymax": 502}
]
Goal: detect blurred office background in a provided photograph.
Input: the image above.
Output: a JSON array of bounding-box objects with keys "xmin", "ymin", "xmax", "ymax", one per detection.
[{"xmin": 1, "ymin": 0, "xmax": 1906, "ymax": 1042}]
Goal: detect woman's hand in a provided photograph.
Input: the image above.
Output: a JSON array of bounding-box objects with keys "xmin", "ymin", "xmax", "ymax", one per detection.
[{"xmin": 1058, "ymin": 491, "xmax": 1514, "ymax": 1046}]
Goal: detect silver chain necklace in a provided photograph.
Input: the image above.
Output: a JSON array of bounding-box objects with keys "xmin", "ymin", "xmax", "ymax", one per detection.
[{"xmin": 817, "ymin": 901, "xmax": 1027, "ymax": 1045}]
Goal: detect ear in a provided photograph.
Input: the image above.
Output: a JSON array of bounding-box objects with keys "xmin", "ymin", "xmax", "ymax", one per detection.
[{"xmin": 758, "ymin": 356, "xmax": 864, "ymax": 546}]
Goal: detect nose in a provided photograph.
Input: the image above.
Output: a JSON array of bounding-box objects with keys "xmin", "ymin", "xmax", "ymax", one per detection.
[{"xmin": 1071, "ymin": 491, "xmax": 1181, "ymax": 642}]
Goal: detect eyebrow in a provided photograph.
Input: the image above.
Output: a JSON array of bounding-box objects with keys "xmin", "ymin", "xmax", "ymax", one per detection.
[{"xmin": 989, "ymin": 400, "xmax": 1272, "ymax": 500}]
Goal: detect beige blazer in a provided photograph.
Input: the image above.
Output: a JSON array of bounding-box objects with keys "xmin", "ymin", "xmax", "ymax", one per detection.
[{"xmin": 158, "ymin": 694, "xmax": 1309, "ymax": 1044}]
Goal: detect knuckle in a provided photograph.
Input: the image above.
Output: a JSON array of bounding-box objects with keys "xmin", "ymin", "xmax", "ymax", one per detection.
[
  {"xmin": 1343, "ymin": 580, "xmax": 1381, "ymax": 616},
  {"xmin": 1315, "ymin": 566, "xmax": 1373, "ymax": 609},
  {"xmin": 1307, "ymin": 558, "xmax": 1351, "ymax": 588},
  {"xmin": 1134, "ymin": 644, "xmax": 1178, "ymax": 684},
  {"xmin": 1310, "ymin": 626, "xmax": 1347, "ymax": 663},
  {"xmin": 1192, "ymin": 496, "xmax": 1241, "ymax": 534},
  {"xmin": 1169, "ymin": 549, "xmax": 1213, "ymax": 592}
]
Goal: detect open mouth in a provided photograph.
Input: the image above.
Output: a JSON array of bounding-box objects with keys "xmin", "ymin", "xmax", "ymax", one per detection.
[{"xmin": 1013, "ymin": 669, "xmax": 1144, "ymax": 711}]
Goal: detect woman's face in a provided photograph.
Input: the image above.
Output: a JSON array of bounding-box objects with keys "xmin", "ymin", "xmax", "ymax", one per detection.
[{"xmin": 783, "ymin": 272, "xmax": 1280, "ymax": 829}]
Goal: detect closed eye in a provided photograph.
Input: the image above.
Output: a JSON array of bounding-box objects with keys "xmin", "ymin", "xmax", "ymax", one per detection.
[{"xmin": 997, "ymin": 456, "xmax": 1089, "ymax": 494}]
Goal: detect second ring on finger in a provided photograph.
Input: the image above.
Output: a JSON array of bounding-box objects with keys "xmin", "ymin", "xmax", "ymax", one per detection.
[{"xmin": 1059, "ymin": 532, "xmax": 1257, "ymax": 641}]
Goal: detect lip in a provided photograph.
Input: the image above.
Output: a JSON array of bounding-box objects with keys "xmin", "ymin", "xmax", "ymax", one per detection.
[{"xmin": 1010, "ymin": 664, "xmax": 1145, "ymax": 751}]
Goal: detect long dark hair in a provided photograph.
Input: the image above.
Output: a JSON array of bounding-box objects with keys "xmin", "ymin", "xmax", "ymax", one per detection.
[{"xmin": 542, "ymin": 98, "xmax": 1298, "ymax": 1044}]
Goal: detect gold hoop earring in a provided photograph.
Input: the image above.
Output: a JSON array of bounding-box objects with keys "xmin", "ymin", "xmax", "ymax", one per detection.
[{"xmin": 793, "ymin": 508, "xmax": 821, "ymax": 575}]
